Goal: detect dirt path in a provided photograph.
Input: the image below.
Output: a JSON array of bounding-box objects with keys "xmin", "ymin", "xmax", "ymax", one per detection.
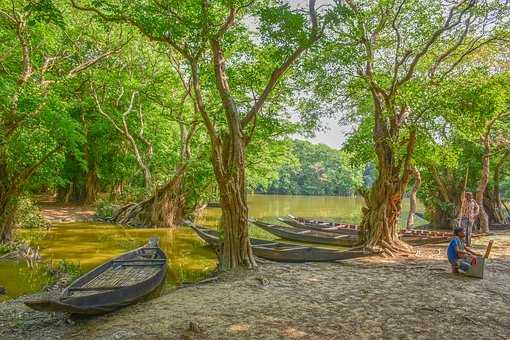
[
  {"xmin": 38, "ymin": 201, "xmax": 96, "ymax": 223},
  {"xmin": 1, "ymin": 234, "xmax": 509, "ymax": 339}
]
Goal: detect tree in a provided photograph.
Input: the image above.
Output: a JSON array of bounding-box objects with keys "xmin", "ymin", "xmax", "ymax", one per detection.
[
  {"xmin": 0, "ymin": 0, "xmax": 120, "ymax": 242},
  {"xmin": 328, "ymin": 0, "xmax": 506, "ymax": 254},
  {"xmin": 485, "ymin": 149, "xmax": 510, "ymax": 224},
  {"xmin": 72, "ymin": 0, "xmax": 323, "ymax": 269},
  {"xmin": 413, "ymin": 70, "xmax": 510, "ymax": 229},
  {"xmin": 88, "ymin": 40, "xmax": 208, "ymax": 227}
]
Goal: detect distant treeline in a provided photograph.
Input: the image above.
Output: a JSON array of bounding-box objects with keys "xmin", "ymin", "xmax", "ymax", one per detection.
[{"xmin": 255, "ymin": 140, "xmax": 371, "ymax": 196}]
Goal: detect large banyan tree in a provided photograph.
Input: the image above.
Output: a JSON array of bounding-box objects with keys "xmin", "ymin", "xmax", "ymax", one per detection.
[
  {"xmin": 72, "ymin": 0, "xmax": 323, "ymax": 270},
  {"xmin": 328, "ymin": 0, "xmax": 509, "ymax": 255}
]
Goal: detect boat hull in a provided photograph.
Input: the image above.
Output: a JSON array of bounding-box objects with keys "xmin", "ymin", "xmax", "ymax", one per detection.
[
  {"xmin": 252, "ymin": 220, "xmax": 359, "ymax": 247},
  {"xmin": 184, "ymin": 221, "xmax": 374, "ymax": 262},
  {"xmin": 278, "ymin": 216, "xmax": 359, "ymax": 235},
  {"xmin": 25, "ymin": 240, "xmax": 167, "ymax": 315}
]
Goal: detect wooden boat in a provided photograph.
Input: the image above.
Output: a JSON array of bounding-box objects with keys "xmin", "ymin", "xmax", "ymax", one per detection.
[
  {"xmin": 278, "ymin": 215, "xmax": 359, "ymax": 235},
  {"xmin": 257, "ymin": 219, "xmax": 456, "ymax": 246},
  {"xmin": 489, "ymin": 223, "xmax": 510, "ymax": 230},
  {"xmin": 25, "ymin": 238, "xmax": 167, "ymax": 315},
  {"xmin": 251, "ymin": 220, "xmax": 359, "ymax": 247},
  {"xmin": 282, "ymin": 215, "xmax": 455, "ymax": 238},
  {"xmin": 184, "ymin": 221, "xmax": 375, "ymax": 262}
]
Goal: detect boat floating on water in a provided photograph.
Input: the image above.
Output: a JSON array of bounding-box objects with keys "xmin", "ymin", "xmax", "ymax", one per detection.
[
  {"xmin": 184, "ymin": 220, "xmax": 376, "ymax": 262},
  {"xmin": 24, "ymin": 238, "xmax": 167, "ymax": 315}
]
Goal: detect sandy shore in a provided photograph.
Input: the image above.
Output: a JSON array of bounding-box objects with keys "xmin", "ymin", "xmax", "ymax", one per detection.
[{"xmin": 1, "ymin": 233, "xmax": 509, "ymax": 340}]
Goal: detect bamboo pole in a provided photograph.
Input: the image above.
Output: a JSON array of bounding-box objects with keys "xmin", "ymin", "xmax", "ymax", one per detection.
[
  {"xmin": 457, "ymin": 169, "xmax": 469, "ymax": 227},
  {"xmin": 484, "ymin": 240, "xmax": 494, "ymax": 259}
]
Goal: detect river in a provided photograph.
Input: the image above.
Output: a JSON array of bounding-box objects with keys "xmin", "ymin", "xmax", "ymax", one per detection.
[{"xmin": 0, "ymin": 194, "xmax": 423, "ymax": 301}]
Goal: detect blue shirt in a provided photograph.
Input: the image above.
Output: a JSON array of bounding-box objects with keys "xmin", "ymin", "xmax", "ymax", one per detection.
[{"xmin": 447, "ymin": 236, "xmax": 464, "ymax": 264}]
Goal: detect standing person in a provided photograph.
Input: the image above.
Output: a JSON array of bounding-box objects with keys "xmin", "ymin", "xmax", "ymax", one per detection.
[
  {"xmin": 459, "ymin": 192, "xmax": 480, "ymax": 246},
  {"xmin": 447, "ymin": 227, "xmax": 481, "ymax": 273}
]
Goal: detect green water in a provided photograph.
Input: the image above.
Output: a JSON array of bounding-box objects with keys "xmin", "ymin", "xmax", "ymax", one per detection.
[{"xmin": 0, "ymin": 194, "xmax": 423, "ymax": 301}]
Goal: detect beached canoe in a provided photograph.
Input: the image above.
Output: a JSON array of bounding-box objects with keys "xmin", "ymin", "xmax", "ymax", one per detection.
[
  {"xmin": 251, "ymin": 220, "xmax": 360, "ymax": 247},
  {"xmin": 256, "ymin": 219, "xmax": 457, "ymax": 246},
  {"xmin": 25, "ymin": 238, "xmax": 167, "ymax": 315},
  {"xmin": 278, "ymin": 215, "xmax": 359, "ymax": 235},
  {"xmin": 184, "ymin": 220, "xmax": 375, "ymax": 262},
  {"xmin": 489, "ymin": 223, "xmax": 510, "ymax": 230},
  {"xmin": 281, "ymin": 215, "xmax": 455, "ymax": 238}
]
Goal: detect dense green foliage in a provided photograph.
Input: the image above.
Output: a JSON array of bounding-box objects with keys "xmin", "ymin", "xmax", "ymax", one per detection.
[
  {"xmin": 259, "ymin": 140, "xmax": 363, "ymax": 196},
  {"xmin": 1, "ymin": 0, "xmax": 510, "ymax": 265}
]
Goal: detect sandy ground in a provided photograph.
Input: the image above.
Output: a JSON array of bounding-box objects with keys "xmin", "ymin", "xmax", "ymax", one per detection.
[
  {"xmin": 1, "ymin": 232, "xmax": 509, "ymax": 340},
  {"xmin": 37, "ymin": 202, "xmax": 96, "ymax": 223}
]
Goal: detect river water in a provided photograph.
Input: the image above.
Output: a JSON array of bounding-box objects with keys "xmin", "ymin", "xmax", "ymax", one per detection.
[{"xmin": 0, "ymin": 194, "xmax": 422, "ymax": 301}]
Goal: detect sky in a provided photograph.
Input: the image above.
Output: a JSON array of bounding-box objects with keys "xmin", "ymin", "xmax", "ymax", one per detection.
[
  {"xmin": 295, "ymin": 117, "xmax": 352, "ymax": 149},
  {"xmin": 290, "ymin": 0, "xmax": 348, "ymax": 149}
]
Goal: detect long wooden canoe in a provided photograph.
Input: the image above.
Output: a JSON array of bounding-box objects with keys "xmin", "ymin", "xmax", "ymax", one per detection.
[
  {"xmin": 489, "ymin": 223, "xmax": 510, "ymax": 230},
  {"xmin": 282, "ymin": 215, "xmax": 455, "ymax": 238},
  {"xmin": 25, "ymin": 238, "xmax": 167, "ymax": 315},
  {"xmin": 184, "ymin": 220, "xmax": 375, "ymax": 262},
  {"xmin": 278, "ymin": 215, "xmax": 359, "ymax": 235},
  {"xmin": 251, "ymin": 220, "xmax": 360, "ymax": 247},
  {"xmin": 256, "ymin": 219, "xmax": 457, "ymax": 246}
]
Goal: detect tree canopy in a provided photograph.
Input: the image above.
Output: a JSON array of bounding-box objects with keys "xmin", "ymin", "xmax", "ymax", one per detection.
[{"xmin": 1, "ymin": 0, "xmax": 510, "ymax": 269}]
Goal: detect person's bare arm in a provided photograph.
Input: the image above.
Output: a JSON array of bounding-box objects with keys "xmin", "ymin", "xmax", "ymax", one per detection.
[
  {"xmin": 465, "ymin": 246, "xmax": 481, "ymax": 257},
  {"xmin": 456, "ymin": 245, "xmax": 468, "ymax": 258}
]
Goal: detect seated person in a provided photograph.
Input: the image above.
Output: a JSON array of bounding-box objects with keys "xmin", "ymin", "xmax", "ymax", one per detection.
[{"xmin": 447, "ymin": 227, "xmax": 481, "ymax": 273}]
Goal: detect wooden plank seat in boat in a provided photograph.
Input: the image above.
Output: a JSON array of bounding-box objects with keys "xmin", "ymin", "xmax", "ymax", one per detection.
[{"xmin": 112, "ymin": 259, "xmax": 166, "ymax": 263}]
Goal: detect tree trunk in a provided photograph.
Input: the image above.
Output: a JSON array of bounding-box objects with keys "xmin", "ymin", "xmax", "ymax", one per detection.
[
  {"xmin": 484, "ymin": 190, "xmax": 502, "ymax": 224},
  {"xmin": 0, "ymin": 196, "xmax": 17, "ymax": 243},
  {"xmin": 0, "ymin": 145, "xmax": 17, "ymax": 243},
  {"xmin": 84, "ymin": 167, "xmax": 98, "ymax": 205},
  {"xmin": 83, "ymin": 130, "xmax": 98, "ymax": 205},
  {"xmin": 422, "ymin": 166, "xmax": 466, "ymax": 229},
  {"xmin": 406, "ymin": 166, "xmax": 421, "ymax": 229},
  {"xmin": 428, "ymin": 207, "xmax": 458, "ymax": 229},
  {"xmin": 487, "ymin": 150, "xmax": 510, "ymax": 224},
  {"xmin": 212, "ymin": 136, "xmax": 256, "ymax": 270},
  {"xmin": 111, "ymin": 166, "xmax": 187, "ymax": 227},
  {"xmin": 475, "ymin": 140, "xmax": 490, "ymax": 233},
  {"xmin": 359, "ymin": 106, "xmax": 416, "ymax": 255},
  {"xmin": 360, "ymin": 164, "xmax": 411, "ymax": 255}
]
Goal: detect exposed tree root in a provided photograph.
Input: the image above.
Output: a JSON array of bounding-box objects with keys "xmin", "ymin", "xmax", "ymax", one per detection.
[{"xmin": 110, "ymin": 167, "xmax": 189, "ymax": 228}]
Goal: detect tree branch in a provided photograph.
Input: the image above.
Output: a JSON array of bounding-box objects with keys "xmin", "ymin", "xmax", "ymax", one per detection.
[
  {"xmin": 67, "ymin": 46, "xmax": 124, "ymax": 78},
  {"xmin": 190, "ymin": 60, "xmax": 219, "ymax": 145},
  {"xmin": 395, "ymin": 0, "xmax": 474, "ymax": 88},
  {"xmin": 12, "ymin": 144, "xmax": 63, "ymax": 191},
  {"xmin": 240, "ymin": 0, "xmax": 320, "ymax": 128},
  {"xmin": 70, "ymin": 0, "xmax": 191, "ymax": 59}
]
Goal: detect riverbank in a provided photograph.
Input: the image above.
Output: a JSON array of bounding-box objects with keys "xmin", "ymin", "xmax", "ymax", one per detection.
[
  {"xmin": 1, "ymin": 233, "xmax": 509, "ymax": 339},
  {"xmin": 38, "ymin": 201, "xmax": 96, "ymax": 223}
]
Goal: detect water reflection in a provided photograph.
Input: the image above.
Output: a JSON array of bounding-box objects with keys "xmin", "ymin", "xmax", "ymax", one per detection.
[{"xmin": 1, "ymin": 223, "xmax": 217, "ymax": 301}]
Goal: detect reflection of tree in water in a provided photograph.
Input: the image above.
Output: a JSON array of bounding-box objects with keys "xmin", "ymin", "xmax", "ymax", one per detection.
[{"xmin": 0, "ymin": 262, "xmax": 53, "ymax": 301}]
